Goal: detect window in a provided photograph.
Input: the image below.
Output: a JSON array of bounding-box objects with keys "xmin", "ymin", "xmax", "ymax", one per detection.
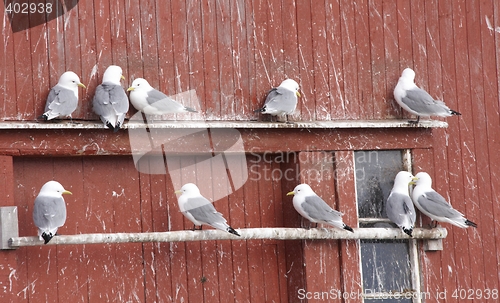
[{"xmin": 355, "ymin": 150, "xmax": 423, "ymax": 302}]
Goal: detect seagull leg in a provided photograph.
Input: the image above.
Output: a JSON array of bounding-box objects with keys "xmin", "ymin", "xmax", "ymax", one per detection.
[{"xmin": 408, "ymin": 116, "xmax": 420, "ymax": 125}]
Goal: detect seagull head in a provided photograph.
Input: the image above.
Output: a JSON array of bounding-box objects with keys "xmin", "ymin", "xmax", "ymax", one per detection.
[
  {"xmin": 58, "ymin": 71, "xmax": 86, "ymax": 90},
  {"xmin": 411, "ymin": 172, "xmax": 432, "ymax": 187},
  {"xmin": 400, "ymin": 68, "xmax": 416, "ymax": 82},
  {"xmin": 175, "ymin": 183, "xmax": 201, "ymax": 196},
  {"xmin": 394, "ymin": 171, "xmax": 414, "ymax": 187},
  {"xmin": 102, "ymin": 65, "xmax": 125, "ymax": 85},
  {"xmin": 39, "ymin": 181, "xmax": 72, "ymax": 197},
  {"xmin": 279, "ymin": 79, "xmax": 301, "ymax": 97},
  {"xmin": 127, "ymin": 78, "xmax": 153, "ymax": 93},
  {"xmin": 287, "ymin": 183, "xmax": 315, "ymax": 197}
]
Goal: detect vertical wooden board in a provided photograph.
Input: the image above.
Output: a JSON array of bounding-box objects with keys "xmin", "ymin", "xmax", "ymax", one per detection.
[
  {"xmin": 266, "ymin": 0, "xmax": 285, "ymax": 82},
  {"xmin": 325, "ymin": 0, "xmax": 345, "ymax": 119},
  {"xmin": 382, "ymin": 0, "xmax": 402, "ymax": 118},
  {"xmin": 201, "ymin": 0, "xmax": 221, "ymax": 119},
  {"xmin": 230, "ymin": 0, "xmax": 252, "ymax": 118},
  {"xmin": 368, "ymin": 0, "xmax": 387, "ymax": 119},
  {"xmin": 155, "ymin": 0, "xmax": 175, "ymax": 103},
  {"xmin": 137, "ymin": 0, "xmax": 159, "ymax": 80},
  {"xmin": 449, "ymin": 0, "xmax": 475, "ymax": 293},
  {"xmin": 339, "ymin": 0, "xmax": 360, "ymax": 119},
  {"xmin": 29, "ymin": 20, "xmax": 50, "ymax": 120},
  {"xmin": 280, "ymin": 0, "xmax": 300, "ymax": 84},
  {"xmin": 262, "ymin": 243, "xmax": 281, "ymax": 302},
  {"xmin": 0, "ymin": 5, "xmax": 17, "ymax": 119},
  {"xmin": 82, "ymin": 157, "xmax": 119, "ymax": 302},
  {"xmin": 409, "ymin": 2, "xmax": 428, "ymax": 83},
  {"xmin": 298, "ymin": 152, "xmax": 342, "ymax": 295},
  {"xmin": 333, "ymin": 151, "xmax": 361, "ymax": 303},
  {"xmin": 463, "ymin": 0, "xmax": 489, "ymax": 294},
  {"xmin": 186, "ymin": 1, "xmax": 206, "ymax": 121},
  {"xmin": 411, "ymin": 148, "xmax": 446, "ymax": 302},
  {"xmin": 110, "ymin": 0, "xmax": 129, "ymax": 70},
  {"xmin": 18, "ymin": 158, "xmax": 59, "ymax": 303},
  {"xmin": 171, "ymin": 0, "xmax": 190, "ymax": 96},
  {"xmin": 227, "ymin": 160, "xmax": 250, "ymax": 302},
  {"xmin": 479, "ymin": 0, "xmax": 500, "ymax": 291},
  {"xmin": 395, "ymin": 0, "xmax": 414, "ymax": 119},
  {"xmin": 62, "ymin": 0, "xmax": 82, "ymax": 75},
  {"xmin": 310, "ymin": 0, "xmax": 331, "ymax": 120},
  {"xmin": 216, "ymin": 0, "xmax": 236, "ymax": 120},
  {"xmin": 45, "ymin": 2, "xmax": 66, "ymax": 83},
  {"xmin": 110, "ymin": 158, "xmax": 146, "ymax": 302},
  {"xmin": 424, "ymin": 0, "xmax": 443, "ymax": 118},
  {"xmin": 76, "ymin": 0, "xmax": 97, "ymax": 120},
  {"xmin": 12, "ymin": 30, "xmax": 34, "ymax": 120},
  {"xmin": 353, "ymin": 0, "xmax": 374, "ymax": 119},
  {"xmin": 251, "ymin": 0, "xmax": 271, "ymax": 122},
  {"xmin": 0, "ymin": 156, "xmax": 18, "ymax": 302},
  {"xmin": 295, "ymin": 0, "xmax": 314, "ymax": 121},
  {"xmin": 50, "ymin": 158, "xmax": 89, "ymax": 303}
]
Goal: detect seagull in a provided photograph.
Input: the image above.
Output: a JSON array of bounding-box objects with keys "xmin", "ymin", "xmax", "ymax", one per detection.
[
  {"xmin": 127, "ymin": 78, "xmax": 197, "ymax": 115},
  {"xmin": 386, "ymin": 171, "xmax": 417, "ymax": 236},
  {"xmin": 411, "ymin": 172, "xmax": 477, "ymax": 228},
  {"xmin": 393, "ymin": 68, "xmax": 461, "ymax": 124},
  {"xmin": 175, "ymin": 183, "xmax": 240, "ymax": 236},
  {"xmin": 93, "ymin": 65, "xmax": 129, "ymax": 132},
  {"xmin": 255, "ymin": 79, "xmax": 300, "ymax": 123},
  {"xmin": 287, "ymin": 184, "xmax": 354, "ymax": 232},
  {"xmin": 32, "ymin": 181, "xmax": 72, "ymax": 244},
  {"xmin": 41, "ymin": 71, "xmax": 86, "ymax": 121}
]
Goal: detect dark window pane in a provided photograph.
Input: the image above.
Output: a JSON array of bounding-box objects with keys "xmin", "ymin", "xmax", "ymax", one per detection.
[
  {"xmin": 354, "ymin": 150, "xmax": 403, "ymax": 218},
  {"xmin": 360, "ymin": 240, "xmax": 412, "ymax": 293}
]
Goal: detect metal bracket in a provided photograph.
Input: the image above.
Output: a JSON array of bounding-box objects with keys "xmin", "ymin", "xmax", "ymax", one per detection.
[{"xmin": 0, "ymin": 206, "xmax": 19, "ymax": 250}]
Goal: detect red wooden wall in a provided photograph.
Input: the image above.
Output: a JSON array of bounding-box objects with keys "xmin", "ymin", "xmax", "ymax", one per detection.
[{"xmin": 1, "ymin": 0, "xmax": 500, "ymax": 302}]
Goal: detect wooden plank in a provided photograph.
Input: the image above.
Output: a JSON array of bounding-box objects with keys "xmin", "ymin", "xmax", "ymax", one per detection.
[
  {"xmin": 51, "ymin": 157, "xmax": 89, "ymax": 303},
  {"xmin": 0, "ymin": 127, "xmax": 438, "ymax": 157},
  {"xmin": 12, "ymin": 25, "xmax": 35, "ymax": 120},
  {"xmin": 382, "ymin": 0, "xmax": 403, "ymax": 118},
  {"xmin": 339, "ymin": 0, "xmax": 360, "ymax": 119},
  {"xmin": 479, "ymin": 0, "xmax": 500, "ymax": 292},
  {"xmin": 310, "ymin": 0, "xmax": 331, "ymax": 120},
  {"xmin": 77, "ymin": 0, "xmax": 97, "ymax": 120},
  {"xmin": 0, "ymin": 156, "xmax": 18, "ymax": 302},
  {"xmin": 334, "ymin": 151, "xmax": 361, "ymax": 303},
  {"xmin": 298, "ymin": 152, "xmax": 343, "ymax": 299},
  {"xmin": 354, "ymin": 0, "xmax": 374, "ymax": 119},
  {"xmin": 368, "ymin": 0, "xmax": 388, "ymax": 120},
  {"xmin": 230, "ymin": 0, "xmax": 252, "ymax": 119},
  {"xmin": 28, "ymin": 16, "xmax": 50, "ymax": 120},
  {"xmin": 296, "ymin": 0, "xmax": 314, "ymax": 121},
  {"xmin": 201, "ymin": 0, "xmax": 220, "ymax": 120},
  {"xmin": 325, "ymin": 0, "xmax": 345, "ymax": 119},
  {"xmin": 0, "ymin": 4, "xmax": 17, "ymax": 119},
  {"xmin": 22, "ymin": 159, "xmax": 60, "ymax": 303}
]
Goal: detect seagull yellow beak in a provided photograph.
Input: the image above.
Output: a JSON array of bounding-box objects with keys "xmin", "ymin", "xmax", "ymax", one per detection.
[
  {"xmin": 296, "ymin": 91, "xmax": 301, "ymax": 97},
  {"xmin": 121, "ymin": 75, "xmax": 126, "ymax": 81},
  {"xmin": 63, "ymin": 190, "xmax": 72, "ymax": 195},
  {"xmin": 174, "ymin": 190, "xmax": 182, "ymax": 194},
  {"xmin": 78, "ymin": 83, "xmax": 87, "ymax": 89},
  {"xmin": 127, "ymin": 87, "xmax": 135, "ymax": 92},
  {"xmin": 409, "ymin": 177, "xmax": 418, "ymax": 185},
  {"xmin": 286, "ymin": 191, "xmax": 295, "ymax": 196}
]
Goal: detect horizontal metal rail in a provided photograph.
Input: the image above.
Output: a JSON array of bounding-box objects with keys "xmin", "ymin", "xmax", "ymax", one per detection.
[{"xmin": 9, "ymin": 227, "xmax": 447, "ymax": 248}]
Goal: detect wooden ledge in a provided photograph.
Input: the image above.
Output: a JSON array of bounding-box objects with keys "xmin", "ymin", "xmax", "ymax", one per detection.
[{"xmin": 0, "ymin": 119, "xmax": 448, "ymax": 130}]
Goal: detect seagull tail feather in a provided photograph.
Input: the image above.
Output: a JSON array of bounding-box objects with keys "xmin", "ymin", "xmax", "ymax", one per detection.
[
  {"xmin": 402, "ymin": 227, "xmax": 413, "ymax": 237},
  {"xmin": 227, "ymin": 227, "xmax": 240, "ymax": 236},
  {"xmin": 41, "ymin": 232, "xmax": 54, "ymax": 244},
  {"xmin": 450, "ymin": 109, "xmax": 461, "ymax": 116},
  {"xmin": 465, "ymin": 219, "xmax": 477, "ymax": 228},
  {"xmin": 343, "ymin": 225, "xmax": 354, "ymax": 233}
]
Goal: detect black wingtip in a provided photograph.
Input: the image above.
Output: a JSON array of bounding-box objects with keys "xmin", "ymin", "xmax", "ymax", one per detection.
[
  {"xmin": 403, "ymin": 228, "xmax": 413, "ymax": 237},
  {"xmin": 38, "ymin": 114, "xmax": 49, "ymax": 121},
  {"xmin": 227, "ymin": 227, "xmax": 240, "ymax": 236},
  {"xmin": 465, "ymin": 219, "xmax": 477, "ymax": 228},
  {"xmin": 41, "ymin": 232, "xmax": 53, "ymax": 244},
  {"xmin": 344, "ymin": 225, "xmax": 354, "ymax": 233},
  {"xmin": 450, "ymin": 110, "xmax": 461, "ymax": 116},
  {"xmin": 254, "ymin": 107, "xmax": 265, "ymax": 113}
]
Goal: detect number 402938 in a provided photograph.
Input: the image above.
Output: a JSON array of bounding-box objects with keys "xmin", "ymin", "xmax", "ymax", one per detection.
[
  {"xmin": 5, "ymin": 2, "xmax": 53, "ymax": 14},
  {"xmin": 452, "ymin": 289, "xmax": 498, "ymax": 300}
]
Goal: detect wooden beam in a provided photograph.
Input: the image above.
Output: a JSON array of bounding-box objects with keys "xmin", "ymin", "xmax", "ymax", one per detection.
[
  {"xmin": 8, "ymin": 227, "xmax": 447, "ymax": 248},
  {"xmin": 0, "ymin": 207, "xmax": 18, "ymax": 250}
]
